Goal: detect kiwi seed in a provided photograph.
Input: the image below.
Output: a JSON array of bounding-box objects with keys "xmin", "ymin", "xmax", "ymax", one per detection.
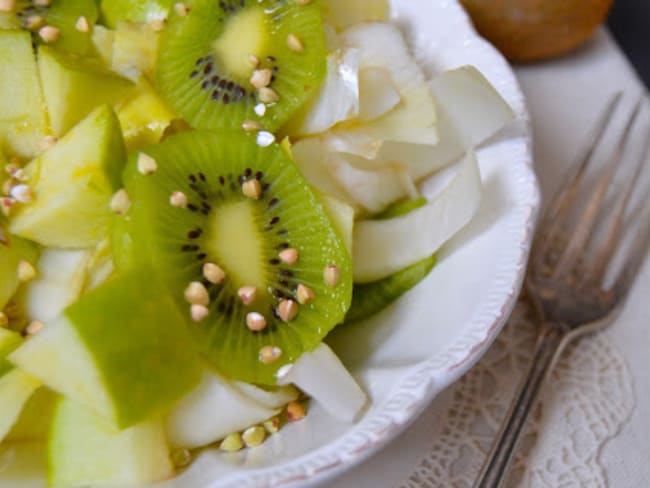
[
  {"xmin": 203, "ymin": 262, "xmax": 226, "ymax": 284},
  {"xmin": 190, "ymin": 304, "xmax": 209, "ymax": 322},
  {"xmin": 246, "ymin": 312, "xmax": 267, "ymax": 332},
  {"xmin": 184, "ymin": 282, "xmax": 210, "ymax": 306},
  {"xmin": 238, "ymin": 286, "xmax": 257, "ymax": 305},
  {"xmin": 324, "ymin": 265, "xmax": 340, "ymax": 287},
  {"xmin": 259, "ymin": 345, "xmax": 282, "ymax": 364},
  {"xmin": 277, "ymin": 299, "xmax": 298, "ymax": 322},
  {"xmin": 296, "ymin": 284, "xmax": 315, "ymax": 304},
  {"xmin": 170, "ymin": 191, "xmax": 189, "ymax": 208},
  {"xmin": 74, "ymin": 15, "xmax": 89, "ymax": 32},
  {"xmin": 278, "ymin": 247, "xmax": 298, "ymax": 265},
  {"xmin": 38, "ymin": 24, "xmax": 59, "ymax": 42}
]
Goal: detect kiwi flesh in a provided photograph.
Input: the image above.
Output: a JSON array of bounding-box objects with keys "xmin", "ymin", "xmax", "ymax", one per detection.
[
  {"xmin": 120, "ymin": 130, "xmax": 352, "ymax": 385},
  {"xmin": 0, "ymin": 0, "xmax": 99, "ymax": 55},
  {"xmin": 156, "ymin": 0, "xmax": 327, "ymax": 133}
]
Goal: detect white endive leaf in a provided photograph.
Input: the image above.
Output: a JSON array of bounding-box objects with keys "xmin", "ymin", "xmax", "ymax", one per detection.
[
  {"xmin": 166, "ymin": 371, "xmax": 279, "ymax": 449},
  {"xmin": 285, "ymin": 48, "xmax": 360, "ymax": 136},
  {"xmin": 323, "ymin": 0, "xmax": 390, "ymax": 30},
  {"xmin": 353, "ymin": 150, "xmax": 482, "ymax": 282},
  {"xmin": 292, "ymin": 137, "xmax": 360, "ymax": 209},
  {"xmin": 376, "ymin": 65, "xmax": 515, "ymax": 182},
  {"xmin": 277, "ymin": 343, "xmax": 367, "ymax": 422},
  {"xmin": 325, "ymin": 131, "xmax": 382, "ymax": 160},
  {"xmin": 432, "ymin": 65, "xmax": 514, "ymax": 148},
  {"xmin": 358, "ymin": 67, "xmax": 401, "ymax": 122},
  {"xmin": 230, "ymin": 382, "xmax": 299, "ymax": 410},
  {"xmin": 340, "ymin": 23, "xmax": 438, "ymax": 145},
  {"xmin": 327, "ymin": 153, "xmax": 417, "ymax": 213}
]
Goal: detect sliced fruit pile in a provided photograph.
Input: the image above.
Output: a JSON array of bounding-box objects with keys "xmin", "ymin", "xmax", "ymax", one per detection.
[{"xmin": 0, "ymin": 0, "xmax": 515, "ymax": 486}]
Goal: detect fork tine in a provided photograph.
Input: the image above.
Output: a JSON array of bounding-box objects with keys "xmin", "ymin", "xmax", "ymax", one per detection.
[
  {"xmin": 609, "ymin": 192, "xmax": 650, "ymax": 304},
  {"xmin": 585, "ymin": 124, "xmax": 650, "ymax": 285},
  {"xmin": 542, "ymin": 93, "xmax": 622, "ymax": 226},
  {"xmin": 533, "ymin": 93, "xmax": 622, "ymax": 270},
  {"xmin": 552, "ymin": 96, "xmax": 644, "ymax": 281}
]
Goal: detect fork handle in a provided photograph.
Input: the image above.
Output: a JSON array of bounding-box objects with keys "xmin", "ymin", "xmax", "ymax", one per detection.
[{"xmin": 473, "ymin": 325, "xmax": 568, "ymax": 488}]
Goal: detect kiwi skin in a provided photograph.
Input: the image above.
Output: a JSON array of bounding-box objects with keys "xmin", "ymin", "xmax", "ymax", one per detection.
[
  {"xmin": 156, "ymin": 0, "xmax": 327, "ymax": 133},
  {"xmin": 119, "ymin": 130, "xmax": 352, "ymax": 385}
]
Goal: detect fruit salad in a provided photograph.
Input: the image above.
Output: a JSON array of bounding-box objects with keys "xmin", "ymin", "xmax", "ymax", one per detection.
[{"xmin": 0, "ymin": 0, "xmax": 515, "ymax": 486}]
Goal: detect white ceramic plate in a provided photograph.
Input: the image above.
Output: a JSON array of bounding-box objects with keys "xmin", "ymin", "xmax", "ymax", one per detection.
[{"xmin": 155, "ymin": 1, "xmax": 541, "ymax": 487}]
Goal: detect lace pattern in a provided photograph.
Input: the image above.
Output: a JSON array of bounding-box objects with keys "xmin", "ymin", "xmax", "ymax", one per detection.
[{"xmin": 402, "ymin": 300, "xmax": 635, "ymax": 488}]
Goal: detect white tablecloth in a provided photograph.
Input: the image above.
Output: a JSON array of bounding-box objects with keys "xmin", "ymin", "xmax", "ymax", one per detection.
[{"xmin": 326, "ymin": 29, "xmax": 650, "ymax": 488}]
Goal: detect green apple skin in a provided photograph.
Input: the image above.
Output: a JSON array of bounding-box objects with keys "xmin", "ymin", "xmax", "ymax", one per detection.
[
  {"xmin": 0, "ymin": 368, "xmax": 42, "ymax": 442},
  {"xmin": 9, "ymin": 104, "xmax": 127, "ymax": 249},
  {"xmin": 0, "ymin": 30, "xmax": 48, "ymax": 159},
  {"xmin": 6, "ymin": 386, "xmax": 58, "ymax": 442},
  {"xmin": 0, "ymin": 442, "xmax": 47, "ymax": 484},
  {"xmin": 9, "ymin": 266, "xmax": 203, "ymax": 428},
  {"xmin": 38, "ymin": 45, "xmax": 134, "ymax": 137},
  {"xmin": 48, "ymin": 397, "xmax": 173, "ymax": 488}
]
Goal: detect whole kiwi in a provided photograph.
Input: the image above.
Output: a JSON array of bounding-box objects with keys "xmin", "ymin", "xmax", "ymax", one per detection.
[{"xmin": 459, "ymin": 0, "xmax": 614, "ymax": 62}]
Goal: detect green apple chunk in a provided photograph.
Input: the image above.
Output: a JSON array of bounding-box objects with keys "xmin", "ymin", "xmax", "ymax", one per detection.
[
  {"xmin": 38, "ymin": 45, "xmax": 134, "ymax": 137},
  {"xmin": 0, "ymin": 235, "xmax": 40, "ymax": 312},
  {"xmin": 9, "ymin": 105, "xmax": 127, "ymax": 248},
  {"xmin": 116, "ymin": 78, "xmax": 174, "ymax": 151},
  {"xmin": 48, "ymin": 397, "xmax": 173, "ymax": 488},
  {"xmin": 8, "ymin": 266, "xmax": 202, "ymax": 428},
  {"xmin": 0, "ymin": 368, "xmax": 42, "ymax": 443},
  {"xmin": 0, "ymin": 30, "xmax": 49, "ymax": 159},
  {"xmin": 100, "ymin": 0, "xmax": 174, "ymax": 28},
  {"xmin": 112, "ymin": 22, "xmax": 160, "ymax": 80},
  {"xmin": 6, "ymin": 386, "xmax": 58, "ymax": 442},
  {"xmin": 91, "ymin": 25, "xmax": 116, "ymax": 66},
  {"xmin": 0, "ymin": 442, "xmax": 47, "ymax": 485}
]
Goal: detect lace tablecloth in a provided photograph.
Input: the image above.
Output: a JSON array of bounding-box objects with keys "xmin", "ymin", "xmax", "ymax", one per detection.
[{"xmin": 326, "ymin": 29, "xmax": 650, "ymax": 488}]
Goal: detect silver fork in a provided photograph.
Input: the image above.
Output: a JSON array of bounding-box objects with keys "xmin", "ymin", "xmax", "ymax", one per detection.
[{"xmin": 474, "ymin": 93, "xmax": 650, "ymax": 488}]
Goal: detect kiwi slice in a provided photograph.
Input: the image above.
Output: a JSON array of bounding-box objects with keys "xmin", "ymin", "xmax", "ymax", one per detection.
[
  {"xmin": 0, "ymin": 0, "xmax": 99, "ymax": 55},
  {"xmin": 121, "ymin": 130, "xmax": 352, "ymax": 385},
  {"xmin": 156, "ymin": 0, "xmax": 327, "ymax": 133}
]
